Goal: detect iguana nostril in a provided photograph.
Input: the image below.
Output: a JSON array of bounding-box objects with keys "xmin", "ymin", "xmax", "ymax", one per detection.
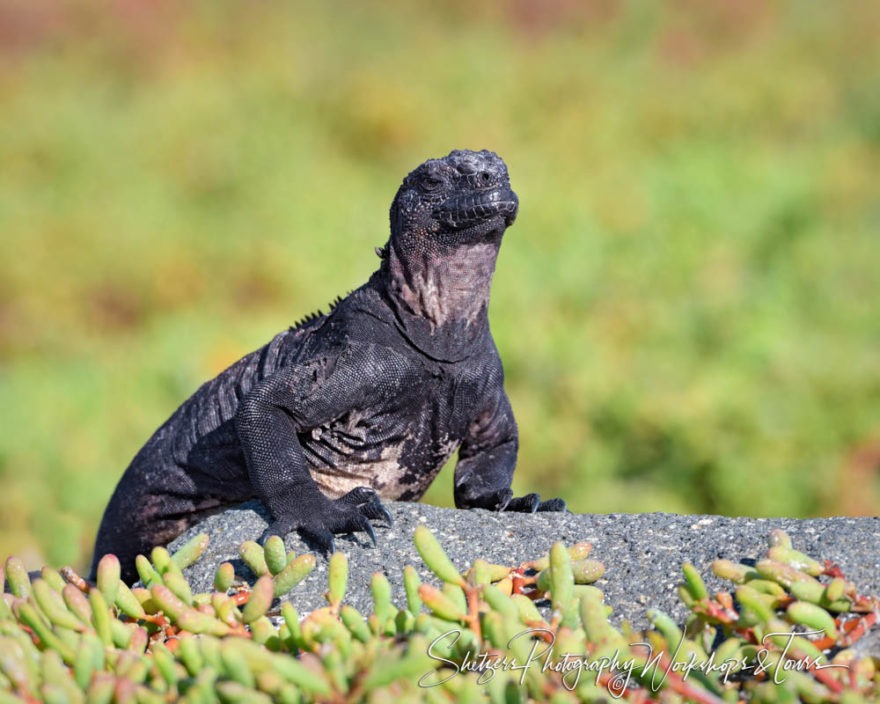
[{"xmin": 480, "ymin": 171, "xmax": 491, "ymax": 183}]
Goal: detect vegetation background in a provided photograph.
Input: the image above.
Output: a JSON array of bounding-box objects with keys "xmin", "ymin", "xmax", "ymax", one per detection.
[{"xmin": 1, "ymin": 1, "xmax": 878, "ymax": 573}]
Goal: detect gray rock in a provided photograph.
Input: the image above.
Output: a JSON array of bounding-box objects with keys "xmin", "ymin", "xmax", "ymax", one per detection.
[{"xmin": 168, "ymin": 501, "xmax": 879, "ymax": 630}]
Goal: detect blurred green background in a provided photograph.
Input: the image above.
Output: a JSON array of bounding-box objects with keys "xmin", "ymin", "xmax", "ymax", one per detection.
[{"xmin": 1, "ymin": 1, "xmax": 878, "ymax": 572}]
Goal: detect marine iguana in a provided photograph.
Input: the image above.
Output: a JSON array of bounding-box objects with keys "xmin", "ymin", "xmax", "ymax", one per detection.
[{"xmin": 92, "ymin": 149, "xmax": 566, "ymax": 582}]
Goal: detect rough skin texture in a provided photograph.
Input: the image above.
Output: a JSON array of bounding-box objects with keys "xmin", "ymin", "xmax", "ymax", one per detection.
[{"xmin": 92, "ymin": 149, "xmax": 566, "ymax": 582}]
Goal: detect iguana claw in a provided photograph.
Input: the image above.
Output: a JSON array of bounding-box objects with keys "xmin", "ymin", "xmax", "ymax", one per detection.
[
  {"xmin": 339, "ymin": 486, "xmax": 394, "ymax": 527},
  {"xmin": 296, "ymin": 527, "xmax": 335, "ymax": 556},
  {"xmin": 357, "ymin": 515, "xmax": 377, "ymax": 546}
]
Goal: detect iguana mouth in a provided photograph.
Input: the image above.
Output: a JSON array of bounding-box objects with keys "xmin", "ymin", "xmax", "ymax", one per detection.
[{"xmin": 434, "ymin": 188, "xmax": 519, "ymax": 231}]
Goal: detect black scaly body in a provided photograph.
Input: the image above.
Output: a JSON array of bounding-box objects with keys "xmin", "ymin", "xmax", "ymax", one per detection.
[{"xmin": 92, "ymin": 150, "xmax": 565, "ymax": 582}]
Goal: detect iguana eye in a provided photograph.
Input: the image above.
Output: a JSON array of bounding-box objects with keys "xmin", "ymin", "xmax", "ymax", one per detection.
[{"xmin": 422, "ymin": 176, "xmax": 443, "ymax": 191}]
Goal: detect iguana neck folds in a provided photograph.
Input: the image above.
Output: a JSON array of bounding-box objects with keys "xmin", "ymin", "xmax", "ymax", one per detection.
[{"xmin": 384, "ymin": 237, "xmax": 499, "ymax": 361}]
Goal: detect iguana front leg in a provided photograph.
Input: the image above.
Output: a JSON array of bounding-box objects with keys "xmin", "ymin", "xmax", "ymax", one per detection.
[
  {"xmin": 235, "ymin": 353, "xmax": 391, "ymax": 552},
  {"xmin": 453, "ymin": 390, "xmax": 566, "ymax": 513}
]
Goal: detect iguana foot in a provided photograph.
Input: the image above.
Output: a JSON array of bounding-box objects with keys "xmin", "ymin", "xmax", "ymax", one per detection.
[
  {"xmin": 262, "ymin": 486, "xmax": 390, "ymax": 554},
  {"xmin": 456, "ymin": 488, "xmax": 566, "ymax": 513},
  {"xmin": 505, "ymin": 492, "xmax": 567, "ymax": 513}
]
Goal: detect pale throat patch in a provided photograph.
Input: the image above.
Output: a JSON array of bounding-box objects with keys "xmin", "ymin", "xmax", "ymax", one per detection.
[{"xmin": 391, "ymin": 242, "xmax": 498, "ymax": 330}]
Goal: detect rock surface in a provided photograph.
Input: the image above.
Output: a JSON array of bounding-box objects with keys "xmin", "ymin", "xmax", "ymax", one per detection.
[{"xmin": 168, "ymin": 500, "xmax": 880, "ymax": 631}]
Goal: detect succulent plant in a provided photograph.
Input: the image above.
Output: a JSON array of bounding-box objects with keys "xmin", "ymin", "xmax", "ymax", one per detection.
[{"xmin": 0, "ymin": 526, "xmax": 876, "ymax": 702}]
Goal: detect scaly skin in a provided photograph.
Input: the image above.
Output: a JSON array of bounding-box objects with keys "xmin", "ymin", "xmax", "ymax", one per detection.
[{"xmin": 92, "ymin": 149, "xmax": 565, "ymax": 582}]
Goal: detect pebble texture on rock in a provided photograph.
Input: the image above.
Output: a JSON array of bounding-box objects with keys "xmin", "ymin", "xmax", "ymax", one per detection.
[{"xmin": 169, "ymin": 501, "xmax": 880, "ymax": 630}]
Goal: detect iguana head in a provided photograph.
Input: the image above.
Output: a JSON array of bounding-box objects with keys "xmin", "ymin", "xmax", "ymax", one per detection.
[
  {"xmin": 377, "ymin": 149, "xmax": 518, "ymax": 361},
  {"xmin": 389, "ymin": 149, "xmax": 518, "ymax": 245}
]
